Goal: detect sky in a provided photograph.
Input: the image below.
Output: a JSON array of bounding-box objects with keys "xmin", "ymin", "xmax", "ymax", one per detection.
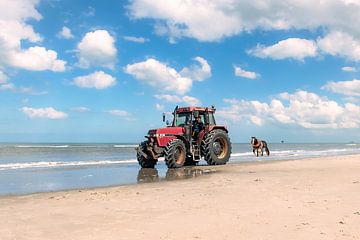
[{"xmin": 0, "ymin": 0, "xmax": 360, "ymax": 143}]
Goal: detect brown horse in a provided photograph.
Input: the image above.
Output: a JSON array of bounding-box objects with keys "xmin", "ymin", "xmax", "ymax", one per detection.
[{"xmin": 251, "ymin": 137, "xmax": 270, "ymax": 157}]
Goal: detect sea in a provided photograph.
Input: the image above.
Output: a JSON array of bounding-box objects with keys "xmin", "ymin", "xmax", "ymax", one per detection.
[{"xmin": 0, "ymin": 143, "xmax": 359, "ymax": 196}]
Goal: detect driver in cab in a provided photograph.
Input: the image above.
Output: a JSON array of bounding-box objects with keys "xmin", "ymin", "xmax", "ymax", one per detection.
[{"xmin": 192, "ymin": 116, "xmax": 204, "ymax": 140}]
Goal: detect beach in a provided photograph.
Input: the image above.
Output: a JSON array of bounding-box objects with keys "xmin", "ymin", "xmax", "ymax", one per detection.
[{"xmin": 1, "ymin": 154, "xmax": 360, "ymax": 240}]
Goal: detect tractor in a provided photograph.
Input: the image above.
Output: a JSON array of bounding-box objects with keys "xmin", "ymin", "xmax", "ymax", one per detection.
[{"xmin": 136, "ymin": 106, "xmax": 232, "ymax": 168}]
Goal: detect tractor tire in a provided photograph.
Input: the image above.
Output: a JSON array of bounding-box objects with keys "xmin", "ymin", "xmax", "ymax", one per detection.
[
  {"xmin": 164, "ymin": 139, "xmax": 186, "ymax": 168},
  {"xmin": 202, "ymin": 130, "xmax": 231, "ymax": 165},
  {"xmin": 137, "ymin": 141, "xmax": 157, "ymax": 168}
]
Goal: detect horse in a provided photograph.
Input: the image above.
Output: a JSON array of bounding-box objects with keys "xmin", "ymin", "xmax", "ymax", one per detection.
[{"xmin": 251, "ymin": 137, "xmax": 270, "ymax": 157}]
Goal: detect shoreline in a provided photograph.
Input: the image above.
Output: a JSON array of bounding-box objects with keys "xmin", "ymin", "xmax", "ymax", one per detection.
[{"xmin": 1, "ymin": 153, "xmax": 360, "ymax": 198}]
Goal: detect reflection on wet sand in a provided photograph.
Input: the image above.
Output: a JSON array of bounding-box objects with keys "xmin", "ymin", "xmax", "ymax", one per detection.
[{"xmin": 137, "ymin": 167, "xmax": 217, "ymax": 183}]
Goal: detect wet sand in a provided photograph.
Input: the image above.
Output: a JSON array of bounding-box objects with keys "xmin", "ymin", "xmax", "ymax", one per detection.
[{"xmin": 1, "ymin": 154, "xmax": 360, "ymax": 240}]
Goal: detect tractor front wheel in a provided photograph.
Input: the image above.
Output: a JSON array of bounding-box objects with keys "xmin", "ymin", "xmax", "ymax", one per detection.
[
  {"xmin": 164, "ymin": 139, "xmax": 186, "ymax": 168},
  {"xmin": 137, "ymin": 141, "xmax": 158, "ymax": 168},
  {"xmin": 202, "ymin": 130, "xmax": 231, "ymax": 165}
]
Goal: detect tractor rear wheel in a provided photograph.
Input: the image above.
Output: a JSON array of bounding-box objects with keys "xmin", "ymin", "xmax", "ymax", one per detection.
[
  {"xmin": 202, "ymin": 130, "xmax": 231, "ymax": 165},
  {"xmin": 164, "ymin": 139, "xmax": 186, "ymax": 168},
  {"xmin": 137, "ymin": 141, "xmax": 158, "ymax": 168}
]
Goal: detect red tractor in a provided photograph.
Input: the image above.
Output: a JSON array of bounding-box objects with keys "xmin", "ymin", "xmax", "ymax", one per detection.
[{"xmin": 136, "ymin": 106, "xmax": 232, "ymax": 168}]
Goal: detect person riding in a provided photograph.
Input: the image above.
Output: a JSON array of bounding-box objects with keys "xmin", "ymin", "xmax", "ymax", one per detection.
[{"xmin": 193, "ymin": 116, "xmax": 204, "ymax": 140}]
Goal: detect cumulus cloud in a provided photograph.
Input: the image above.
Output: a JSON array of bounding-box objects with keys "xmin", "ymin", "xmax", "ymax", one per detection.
[
  {"xmin": 341, "ymin": 66, "xmax": 357, "ymax": 72},
  {"xmin": 218, "ymin": 90, "xmax": 360, "ymax": 129},
  {"xmin": 58, "ymin": 26, "xmax": 74, "ymax": 39},
  {"xmin": 77, "ymin": 30, "xmax": 117, "ymax": 69},
  {"xmin": 125, "ymin": 58, "xmax": 192, "ymax": 94},
  {"xmin": 247, "ymin": 38, "xmax": 318, "ymax": 61},
  {"xmin": 154, "ymin": 94, "xmax": 202, "ymax": 106},
  {"xmin": 322, "ymin": 79, "xmax": 360, "ymax": 97},
  {"xmin": 73, "ymin": 71, "xmax": 116, "ymax": 89},
  {"xmin": 8, "ymin": 47, "xmax": 66, "ymax": 72},
  {"xmin": 21, "ymin": 107, "xmax": 68, "ymax": 119},
  {"xmin": 123, "ymin": 36, "xmax": 149, "ymax": 43},
  {"xmin": 127, "ymin": 1, "xmax": 360, "ymax": 44},
  {"xmin": 0, "ymin": 0, "xmax": 66, "ymax": 72},
  {"xmin": 125, "ymin": 57, "xmax": 211, "ymax": 94},
  {"xmin": 128, "ymin": 0, "xmax": 360, "ymax": 62},
  {"xmin": 234, "ymin": 66, "xmax": 258, "ymax": 79},
  {"xmin": 317, "ymin": 31, "xmax": 360, "ymax": 61},
  {"xmin": 180, "ymin": 57, "xmax": 211, "ymax": 81}
]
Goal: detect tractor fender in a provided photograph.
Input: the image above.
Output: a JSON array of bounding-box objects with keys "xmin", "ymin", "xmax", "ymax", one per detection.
[{"xmin": 208, "ymin": 125, "xmax": 228, "ymax": 133}]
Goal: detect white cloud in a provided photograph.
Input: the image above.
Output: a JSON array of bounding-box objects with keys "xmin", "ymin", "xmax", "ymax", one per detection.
[
  {"xmin": 125, "ymin": 58, "xmax": 192, "ymax": 94},
  {"xmin": 154, "ymin": 94, "xmax": 202, "ymax": 106},
  {"xmin": 127, "ymin": 0, "xmax": 360, "ymax": 45},
  {"xmin": 128, "ymin": 0, "xmax": 242, "ymax": 42},
  {"xmin": 247, "ymin": 38, "xmax": 318, "ymax": 61},
  {"xmin": 154, "ymin": 94, "xmax": 182, "ymax": 103},
  {"xmin": 108, "ymin": 109, "xmax": 129, "ymax": 117},
  {"xmin": 123, "ymin": 36, "xmax": 149, "ymax": 43},
  {"xmin": 180, "ymin": 57, "xmax": 211, "ymax": 81},
  {"xmin": 0, "ymin": 0, "xmax": 66, "ymax": 72},
  {"xmin": 71, "ymin": 107, "xmax": 90, "ymax": 113},
  {"xmin": 125, "ymin": 57, "xmax": 211, "ymax": 94},
  {"xmin": 218, "ymin": 90, "xmax": 360, "ymax": 129},
  {"xmin": 107, "ymin": 109, "xmax": 136, "ymax": 121},
  {"xmin": 8, "ymin": 47, "xmax": 66, "ymax": 72},
  {"xmin": 73, "ymin": 71, "xmax": 116, "ymax": 90},
  {"xmin": 234, "ymin": 66, "xmax": 258, "ymax": 79},
  {"xmin": 21, "ymin": 107, "xmax": 68, "ymax": 119},
  {"xmin": 342, "ymin": 66, "xmax": 357, "ymax": 72},
  {"xmin": 317, "ymin": 31, "xmax": 360, "ymax": 61},
  {"xmin": 0, "ymin": 83, "xmax": 15, "ymax": 91},
  {"xmin": 155, "ymin": 103, "xmax": 165, "ymax": 111},
  {"xmin": 322, "ymin": 79, "xmax": 360, "ymax": 97},
  {"xmin": 182, "ymin": 96, "xmax": 202, "ymax": 106},
  {"xmin": 58, "ymin": 26, "xmax": 74, "ymax": 39},
  {"xmin": 77, "ymin": 30, "xmax": 117, "ymax": 69}
]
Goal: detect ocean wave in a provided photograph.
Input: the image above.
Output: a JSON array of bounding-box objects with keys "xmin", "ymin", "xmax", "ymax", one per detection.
[
  {"xmin": 0, "ymin": 159, "xmax": 138, "ymax": 171},
  {"xmin": 16, "ymin": 145, "xmax": 69, "ymax": 148},
  {"xmin": 113, "ymin": 145, "xmax": 138, "ymax": 148}
]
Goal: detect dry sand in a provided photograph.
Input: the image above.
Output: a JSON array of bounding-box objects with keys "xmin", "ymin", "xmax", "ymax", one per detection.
[{"xmin": 1, "ymin": 154, "xmax": 360, "ymax": 240}]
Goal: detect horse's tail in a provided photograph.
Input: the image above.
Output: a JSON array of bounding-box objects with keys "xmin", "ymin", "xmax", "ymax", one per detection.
[
  {"xmin": 265, "ymin": 147, "xmax": 270, "ymax": 156},
  {"xmin": 262, "ymin": 141, "xmax": 270, "ymax": 156}
]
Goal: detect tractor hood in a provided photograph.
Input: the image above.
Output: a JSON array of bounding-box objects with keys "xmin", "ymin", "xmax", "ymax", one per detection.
[
  {"xmin": 147, "ymin": 127, "xmax": 184, "ymax": 147},
  {"xmin": 147, "ymin": 127, "xmax": 184, "ymax": 137}
]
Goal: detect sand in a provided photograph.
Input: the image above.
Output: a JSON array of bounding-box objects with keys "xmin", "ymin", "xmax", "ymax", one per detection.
[{"xmin": 1, "ymin": 154, "xmax": 360, "ymax": 240}]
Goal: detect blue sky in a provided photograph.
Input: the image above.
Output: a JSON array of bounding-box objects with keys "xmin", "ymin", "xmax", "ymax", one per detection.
[{"xmin": 0, "ymin": 0, "xmax": 360, "ymax": 143}]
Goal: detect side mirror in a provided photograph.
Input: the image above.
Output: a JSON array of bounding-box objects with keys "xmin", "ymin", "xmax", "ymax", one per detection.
[
  {"xmin": 166, "ymin": 120, "xmax": 170, "ymax": 126},
  {"xmin": 162, "ymin": 113, "xmax": 165, "ymax": 122}
]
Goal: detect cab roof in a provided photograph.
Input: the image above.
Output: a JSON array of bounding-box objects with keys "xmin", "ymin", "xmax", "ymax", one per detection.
[{"xmin": 176, "ymin": 106, "xmax": 216, "ymax": 113}]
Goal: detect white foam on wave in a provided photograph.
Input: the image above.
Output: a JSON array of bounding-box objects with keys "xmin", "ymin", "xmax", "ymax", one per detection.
[
  {"xmin": 113, "ymin": 145, "xmax": 138, "ymax": 148},
  {"xmin": 16, "ymin": 145, "xmax": 69, "ymax": 148},
  {"xmin": 230, "ymin": 147, "xmax": 360, "ymax": 159},
  {"xmin": 0, "ymin": 159, "xmax": 138, "ymax": 171}
]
